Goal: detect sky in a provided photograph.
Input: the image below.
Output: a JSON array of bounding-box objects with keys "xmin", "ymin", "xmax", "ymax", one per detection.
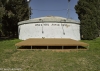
[{"xmin": 30, "ymin": 0, "xmax": 79, "ymax": 20}]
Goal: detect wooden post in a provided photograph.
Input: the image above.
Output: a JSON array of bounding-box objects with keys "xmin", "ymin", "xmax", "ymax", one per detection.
[
  {"xmin": 77, "ymin": 46, "xmax": 78, "ymax": 49},
  {"xmin": 31, "ymin": 46, "xmax": 32, "ymax": 50},
  {"xmin": 47, "ymin": 46, "xmax": 49, "ymax": 49},
  {"xmin": 62, "ymin": 46, "xmax": 64, "ymax": 49}
]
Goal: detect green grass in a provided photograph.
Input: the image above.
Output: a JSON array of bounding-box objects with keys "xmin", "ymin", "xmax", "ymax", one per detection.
[{"xmin": 0, "ymin": 38, "xmax": 100, "ymax": 71}]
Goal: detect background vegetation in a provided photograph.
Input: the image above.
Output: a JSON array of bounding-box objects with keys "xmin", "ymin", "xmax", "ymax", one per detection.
[
  {"xmin": 75, "ymin": 0, "xmax": 100, "ymax": 40},
  {"xmin": 0, "ymin": 0, "xmax": 30, "ymax": 37}
]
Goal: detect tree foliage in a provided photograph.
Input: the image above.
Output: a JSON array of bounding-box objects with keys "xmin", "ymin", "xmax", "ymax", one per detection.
[
  {"xmin": 75, "ymin": 0, "xmax": 100, "ymax": 40},
  {"xmin": 0, "ymin": 2, "xmax": 5, "ymax": 22},
  {"xmin": 0, "ymin": 0, "xmax": 30, "ymax": 37}
]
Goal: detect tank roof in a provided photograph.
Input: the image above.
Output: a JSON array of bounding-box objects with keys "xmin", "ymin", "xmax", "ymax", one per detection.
[{"xmin": 18, "ymin": 16, "xmax": 80, "ymax": 25}]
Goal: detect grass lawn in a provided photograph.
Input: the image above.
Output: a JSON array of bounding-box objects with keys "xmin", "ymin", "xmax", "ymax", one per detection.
[{"xmin": 0, "ymin": 38, "xmax": 100, "ymax": 71}]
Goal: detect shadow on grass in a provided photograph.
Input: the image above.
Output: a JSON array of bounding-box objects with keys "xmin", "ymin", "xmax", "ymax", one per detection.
[{"xmin": 0, "ymin": 37, "xmax": 18, "ymax": 41}]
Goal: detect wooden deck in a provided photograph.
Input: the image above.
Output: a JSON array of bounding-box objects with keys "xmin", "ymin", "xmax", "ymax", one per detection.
[{"xmin": 15, "ymin": 38, "xmax": 89, "ymax": 49}]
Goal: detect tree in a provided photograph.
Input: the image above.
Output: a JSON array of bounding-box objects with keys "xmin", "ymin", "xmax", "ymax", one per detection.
[
  {"xmin": 94, "ymin": 0, "xmax": 100, "ymax": 37},
  {"xmin": 0, "ymin": 5, "xmax": 5, "ymax": 22},
  {"xmin": 0, "ymin": 0, "xmax": 5, "ymax": 36},
  {"xmin": 1, "ymin": 0, "xmax": 30, "ymax": 37},
  {"xmin": 75, "ymin": 0, "xmax": 99, "ymax": 40}
]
